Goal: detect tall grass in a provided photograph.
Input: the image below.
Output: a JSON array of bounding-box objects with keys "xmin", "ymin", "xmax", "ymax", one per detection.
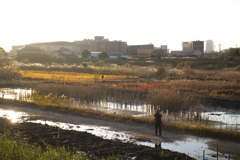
[
  {"xmin": 1, "ymin": 98, "xmax": 240, "ymax": 142},
  {"xmin": 0, "ymin": 129, "xmax": 89, "ymax": 160},
  {"xmin": 0, "ymin": 68, "xmax": 22, "ymax": 80},
  {"xmin": 147, "ymin": 89, "xmax": 202, "ymax": 117}
]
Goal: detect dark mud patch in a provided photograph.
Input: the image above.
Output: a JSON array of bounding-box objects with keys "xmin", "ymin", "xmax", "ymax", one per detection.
[{"xmin": 0, "ymin": 117, "xmax": 193, "ymax": 160}]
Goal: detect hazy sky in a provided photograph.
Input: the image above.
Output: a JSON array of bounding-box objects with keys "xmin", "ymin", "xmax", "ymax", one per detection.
[{"xmin": 1, "ymin": 0, "xmax": 240, "ymax": 52}]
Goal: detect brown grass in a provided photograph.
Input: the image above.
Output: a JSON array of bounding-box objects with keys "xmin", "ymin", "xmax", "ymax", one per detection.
[{"xmin": 0, "ymin": 98, "xmax": 239, "ymax": 141}]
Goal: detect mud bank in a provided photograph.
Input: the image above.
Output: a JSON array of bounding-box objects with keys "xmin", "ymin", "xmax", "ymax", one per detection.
[{"xmin": 0, "ymin": 117, "xmax": 193, "ymax": 160}]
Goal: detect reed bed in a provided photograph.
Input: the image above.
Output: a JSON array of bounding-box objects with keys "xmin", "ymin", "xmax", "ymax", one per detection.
[{"xmin": 1, "ymin": 98, "xmax": 239, "ymax": 141}]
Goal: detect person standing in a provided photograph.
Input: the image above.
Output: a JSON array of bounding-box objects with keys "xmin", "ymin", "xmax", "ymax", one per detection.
[{"xmin": 154, "ymin": 110, "xmax": 162, "ymax": 136}]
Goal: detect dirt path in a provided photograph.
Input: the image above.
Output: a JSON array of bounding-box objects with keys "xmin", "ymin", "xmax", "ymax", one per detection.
[
  {"xmin": 1, "ymin": 104, "xmax": 240, "ymax": 157},
  {"xmin": 0, "ymin": 104, "xmax": 186, "ymax": 142}
]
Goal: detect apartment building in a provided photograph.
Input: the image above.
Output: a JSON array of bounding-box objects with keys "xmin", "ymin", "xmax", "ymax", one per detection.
[
  {"xmin": 74, "ymin": 36, "xmax": 127, "ymax": 55},
  {"xmin": 206, "ymin": 40, "xmax": 214, "ymax": 53},
  {"xmin": 182, "ymin": 40, "xmax": 204, "ymax": 55}
]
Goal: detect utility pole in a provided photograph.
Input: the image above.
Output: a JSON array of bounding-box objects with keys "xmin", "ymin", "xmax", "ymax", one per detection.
[{"xmin": 219, "ymin": 44, "xmax": 221, "ymax": 53}]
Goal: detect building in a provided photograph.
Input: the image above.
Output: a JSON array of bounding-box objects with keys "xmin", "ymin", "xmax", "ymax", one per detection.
[
  {"xmin": 17, "ymin": 46, "xmax": 44, "ymax": 57},
  {"xmin": 182, "ymin": 40, "xmax": 204, "ymax": 55},
  {"xmin": 206, "ymin": 40, "xmax": 214, "ymax": 53},
  {"xmin": 127, "ymin": 44, "xmax": 154, "ymax": 55},
  {"xmin": 170, "ymin": 51, "xmax": 192, "ymax": 57},
  {"xmin": 74, "ymin": 36, "xmax": 127, "ymax": 55},
  {"xmin": 192, "ymin": 40, "xmax": 204, "ymax": 54},
  {"xmin": 53, "ymin": 47, "xmax": 78, "ymax": 59},
  {"xmin": 182, "ymin": 42, "xmax": 193, "ymax": 52},
  {"xmin": 11, "ymin": 41, "xmax": 80, "ymax": 55}
]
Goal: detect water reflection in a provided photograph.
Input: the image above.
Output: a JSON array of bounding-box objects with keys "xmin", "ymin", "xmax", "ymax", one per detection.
[
  {"xmin": 0, "ymin": 108, "xmax": 232, "ymax": 160},
  {"xmin": 0, "ymin": 88, "xmax": 239, "ymax": 131},
  {"xmin": 0, "ymin": 88, "xmax": 32, "ymax": 101}
]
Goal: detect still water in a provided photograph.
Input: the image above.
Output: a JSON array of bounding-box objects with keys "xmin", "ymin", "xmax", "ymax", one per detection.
[
  {"xmin": 0, "ymin": 88, "xmax": 240, "ymax": 131},
  {"xmin": 0, "ymin": 108, "xmax": 233, "ymax": 160}
]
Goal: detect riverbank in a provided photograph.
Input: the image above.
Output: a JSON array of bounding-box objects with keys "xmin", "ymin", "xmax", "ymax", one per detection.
[
  {"xmin": 0, "ymin": 117, "xmax": 192, "ymax": 160},
  {"xmin": 1, "ymin": 103, "xmax": 240, "ymax": 159},
  {"xmin": 0, "ymin": 98, "xmax": 240, "ymax": 142}
]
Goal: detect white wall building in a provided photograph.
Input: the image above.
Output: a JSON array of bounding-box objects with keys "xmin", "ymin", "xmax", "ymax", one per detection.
[{"xmin": 206, "ymin": 40, "xmax": 214, "ymax": 53}]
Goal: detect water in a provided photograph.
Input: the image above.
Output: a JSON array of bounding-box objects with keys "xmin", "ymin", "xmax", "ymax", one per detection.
[
  {"xmin": 0, "ymin": 108, "xmax": 233, "ymax": 160},
  {"xmin": 1, "ymin": 88, "xmax": 240, "ymax": 131}
]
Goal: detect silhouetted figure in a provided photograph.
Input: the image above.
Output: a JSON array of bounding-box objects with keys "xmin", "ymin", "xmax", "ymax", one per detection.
[
  {"xmin": 154, "ymin": 110, "xmax": 162, "ymax": 136},
  {"xmin": 102, "ymin": 75, "xmax": 104, "ymax": 80}
]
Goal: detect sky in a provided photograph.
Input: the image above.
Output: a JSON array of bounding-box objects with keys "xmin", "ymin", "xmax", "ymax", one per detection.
[{"xmin": 0, "ymin": 0, "xmax": 240, "ymax": 52}]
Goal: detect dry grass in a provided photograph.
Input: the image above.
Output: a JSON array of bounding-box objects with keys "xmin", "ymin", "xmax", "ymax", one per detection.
[
  {"xmin": 1, "ymin": 98, "xmax": 239, "ymax": 141},
  {"xmin": 19, "ymin": 70, "xmax": 138, "ymax": 83}
]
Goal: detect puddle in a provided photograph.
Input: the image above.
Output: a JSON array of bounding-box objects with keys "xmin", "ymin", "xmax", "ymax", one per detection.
[
  {"xmin": 0, "ymin": 108, "xmax": 233, "ymax": 160},
  {"xmin": 0, "ymin": 88, "xmax": 240, "ymax": 131},
  {"xmin": 201, "ymin": 112, "xmax": 240, "ymax": 131},
  {"xmin": 0, "ymin": 88, "xmax": 32, "ymax": 101}
]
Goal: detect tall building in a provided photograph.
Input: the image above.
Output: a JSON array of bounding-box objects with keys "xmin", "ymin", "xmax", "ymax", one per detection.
[
  {"xmin": 206, "ymin": 40, "xmax": 214, "ymax": 53},
  {"xmin": 192, "ymin": 40, "xmax": 204, "ymax": 54},
  {"xmin": 74, "ymin": 36, "xmax": 127, "ymax": 55}
]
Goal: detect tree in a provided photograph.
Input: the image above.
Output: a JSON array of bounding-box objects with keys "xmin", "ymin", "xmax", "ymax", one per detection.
[
  {"xmin": 98, "ymin": 51, "xmax": 109, "ymax": 59},
  {"xmin": 81, "ymin": 49, "xmax": 91, "ymax": 58},
  {"xmin": 229, "ymin": 48, "xmax": 240, "ymax": 59},
  {"xmin": 94, "ymin": 60, "xmax": 105, "ymax": 66}
]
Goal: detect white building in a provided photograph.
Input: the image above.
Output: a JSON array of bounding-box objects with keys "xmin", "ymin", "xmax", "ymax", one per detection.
[{"xmin": 206, "ymin": 40, "xmax": 214, "ymax": 53}]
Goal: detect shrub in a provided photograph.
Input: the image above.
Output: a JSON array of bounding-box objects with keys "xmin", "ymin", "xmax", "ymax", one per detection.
[
  {"xmin": 87, "ymin": 61, "xmax": 93, "ymax": 66},
  {"xmin": 94, "ymin": 60, "xmax": 105, "ymax": 66},
  {"xmin": 125, "ymin": 63, "xmax": 131, "ymax": 67},
  {"xmin": 0, "ymin": 58, "xmax": 12, "ymax": 67},
  {"xmin": 82, "ymin": 63, "xmax": 88, "ymax": 67},
  {"xmin": 177, "ymin": 63, "xmax": 184, "ymax": 68},
  {"xmin": 235, "ymin": 65, "xmax": 240, "ymax": 71},
  {"xmin": 181, "ymin": 68, "xmax": 195, "ymax": 76},
  {"xmin": 0, "ymin": 68, "xmax": 22, "ymax": 80},
  {"xmin": 156, "ymin": 65, "xmax": 165, "ymax": 76},
  {"xmin": 184, "ymin": 61, "xmax": 197, "ymax": 68},
  {"xmin": 149, "ymin": 54, "xmax": 157, "ymax": 59},
  {"xmin": 205, "ymin": 65, "xmax": 215, "ymax": 70}
]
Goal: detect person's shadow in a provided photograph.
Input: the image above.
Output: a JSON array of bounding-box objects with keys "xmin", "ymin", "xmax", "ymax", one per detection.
[{"xmin": 155, "ymin": 142, "xmax": 162, "ymax": 149}]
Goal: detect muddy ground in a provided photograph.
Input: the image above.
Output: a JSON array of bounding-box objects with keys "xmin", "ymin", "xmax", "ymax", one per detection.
[{"xmin": 0, "ymin": 117, "xmax": 193, "ymax": 160}]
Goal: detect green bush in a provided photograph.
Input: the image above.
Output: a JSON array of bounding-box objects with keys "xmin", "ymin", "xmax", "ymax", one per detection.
[
  {"xmin": 87, "ymin": 61, "xmax": 93, "ymax": 66},
  {"xmin": 184, "ymin": 61, "xmax": 197, "ymax": 68},
  {"xmin": 0, "ymin": 130, "xmax": 89, "ymax": 159},
  {"xmin": 82, "ymin": 63, "xmax": 88, "ymax": 67},
  {"xmin": 156, "ymin": 65, "xmax": 165, "ymax": 76},
  {"xmin": 177, "ymin": 63, "xmax": 184, "ymax": 68},
  {"xmin": 205, "ymin": 65, "xmax": 215, "ymax": 70},
  {"xmin": 181, "ymin": 68, "xmax": 195, "ymax": 76},
  {"xmin": 0, "ymin": 58, "xmax": 12, "ymax": 67},
  {"xmin": 234, "ymin": 65, "xmax": 240, "ymax": 71},
  {"xmin": 94, "ymin": 60, "xmax": 105, "ymax": 66}
]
